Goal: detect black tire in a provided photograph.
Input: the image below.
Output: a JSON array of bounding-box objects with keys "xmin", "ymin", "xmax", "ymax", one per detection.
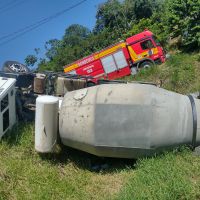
[
  {"xmin": 2, "ymin": 61, "xmax": 30, "ymax": 73},
  {"xmin": 139, "ymin": 61, "xmax": 154, "ymax": 69}
]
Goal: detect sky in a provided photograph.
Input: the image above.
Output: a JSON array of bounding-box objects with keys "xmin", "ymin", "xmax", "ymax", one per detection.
[{"xmin": 0, "ymin": 0, "xmax": 106, "ymax": 69}]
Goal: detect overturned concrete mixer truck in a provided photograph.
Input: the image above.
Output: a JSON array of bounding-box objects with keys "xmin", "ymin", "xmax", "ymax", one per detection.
[
  {"xmin": 0, "ymin": 60, "xmax": 128, "ymax": 138},
  {"xmin": 35, "ymin": 83, "xmax": 200, "ymax": 159}
]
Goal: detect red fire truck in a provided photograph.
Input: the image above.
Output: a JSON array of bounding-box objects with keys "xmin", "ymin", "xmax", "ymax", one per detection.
[{"xmin": 63, "ymin": 29, "xmax": 166, "ymax": 83}]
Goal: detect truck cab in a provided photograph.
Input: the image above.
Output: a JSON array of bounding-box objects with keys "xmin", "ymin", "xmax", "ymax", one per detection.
[{"xmin": 126, "ymin": 29, "xmax": 166, "ymax": 68}]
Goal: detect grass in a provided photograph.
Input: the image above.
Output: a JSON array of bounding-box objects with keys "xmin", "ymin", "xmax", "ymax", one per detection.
[
  {"xmin": 0, "ymin": 123, "xmax": 130, "ymax": 200},
  {"xmin": 1, "ymin": 124, "xmax": 200, "ymax": 200},
  {"xmin": 117, "ymin": 148, "xmax": 200, "ymax": 200},
  {"xmin": 1, "ymin": 52, "xmax": 200, "ymax": 199},
  {"xmin": 123, "ymin": 52, "xmax": 200, "ymax": 94}
]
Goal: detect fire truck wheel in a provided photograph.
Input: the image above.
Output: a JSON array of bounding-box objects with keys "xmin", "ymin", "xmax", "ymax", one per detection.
[
  {"xmin": 3, "ymin": 61, "xmax": 30, "ymax": 73},
  {"xmin": 140, "ymin": 61, "xmax": 154, "ymax": 69}
]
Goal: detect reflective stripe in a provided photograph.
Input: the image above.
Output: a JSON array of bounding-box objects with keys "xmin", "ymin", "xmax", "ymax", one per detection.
[
  {"xmin": 94, "ymin": 43, "xmax": 126, "ymax": 59},
  {"xmin": 64, "ymin": 63, "xmax": 78, "ymax": 73},
  {"xmin": 64, "ymin": 43, "xmax": 126, "ymax": 73}
]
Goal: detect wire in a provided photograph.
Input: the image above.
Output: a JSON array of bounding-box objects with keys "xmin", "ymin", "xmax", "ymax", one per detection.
[
  {"xmin": 0, "ymin": 0, "xmax": 87, "ymax": 46},
  {"xmin": 0, "ymin": 15, "xmax": 50, "ymax": 41},
  {"xmin": 0, "ymin": 0, "xmax": 27, "ymax": 14},
  {"xmin": 0, "ymin": 0, "xmax": 17, "ymax": 10}
]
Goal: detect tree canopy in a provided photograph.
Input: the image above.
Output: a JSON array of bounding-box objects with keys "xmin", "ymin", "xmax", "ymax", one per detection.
[
  {"xmin": 165, "ymin": 0, "xmax": 200, "ymax": 49},
  {"xmin": 24, "ymin": 55, "xmax": 37, "ymax": 67}
]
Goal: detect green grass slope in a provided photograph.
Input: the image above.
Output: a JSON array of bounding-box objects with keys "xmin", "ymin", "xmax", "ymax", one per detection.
[
  {"xmin": 123, "ymin": 53, "xmax": 200, "ymax": 94},
  {"xmin": 0, "ymin": 53, "xmax": 200, "ymax": 200}
]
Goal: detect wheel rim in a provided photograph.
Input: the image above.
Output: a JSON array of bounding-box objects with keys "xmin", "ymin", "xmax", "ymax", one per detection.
[
  {"xmin": 9, "ymin": 63, "xmax": 28, "ymax": 73},
  {"xmin": 143, "ymin": 64, "xmax": 151, "ymax": 69}
]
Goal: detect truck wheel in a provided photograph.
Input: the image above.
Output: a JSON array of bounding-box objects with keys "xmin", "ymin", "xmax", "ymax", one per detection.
[
  {"xmin": 140, "ymin": 61, "xmax": 154, "ymax": 69},
  {"xmin": 3, "ymin": 61, "xmax": 30, "ymax": 73}
]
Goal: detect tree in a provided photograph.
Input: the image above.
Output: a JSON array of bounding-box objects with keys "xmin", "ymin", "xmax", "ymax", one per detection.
[
  {"xmin": 45, "ymin": 39, "xmax": 60, "ymax": 60},
  {"xmin": 34, "ymin": 48, "xmax": 40, "ymax": 55},
  {"xmin": 24, "ymin": 55, "xmax": 37, "ymax": 67},
  {"xmin": 63, "ymin": 24, "xmax": 90, "ymax": 47},
  {"xmin": 165, "ymin": 0, "xmax": 200, "ymax": 49},
  {"xmin": 125, "ymin": 10, "xmax": 168, "ymax": 46},
  {"xmin": 64, "ymin": 24, "xmax": 90, "ymax": 38},
  {"xmin": 133, "ymin": 0, "xmax": 163, "ymax": 20},
  {"xmin": 94, "ymin": 0, "xmax": 123, "ymax": 33}
]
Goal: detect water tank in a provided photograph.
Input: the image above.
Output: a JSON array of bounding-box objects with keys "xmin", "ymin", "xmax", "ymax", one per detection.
[
  {"xmin": 35, "ymin": 95, "xmax": 59, "ymax": 153},
  {"xmin": 59, "ymin": 83, "xmax": 200, "ymax": 158}
]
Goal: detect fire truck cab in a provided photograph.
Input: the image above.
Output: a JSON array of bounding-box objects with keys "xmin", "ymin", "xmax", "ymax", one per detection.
[
  {"xmin": 126, "ymin": 30, "xmax": 166, "ymax": 66},
  {"xmin": 64, "ymin": 30, "xmax": 166, "ymax": 83}
]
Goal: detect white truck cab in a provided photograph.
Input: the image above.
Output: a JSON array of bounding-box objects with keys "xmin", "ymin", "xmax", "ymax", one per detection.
[{"xmin": 0, "ymin": 77, "xmax": 16, "ymax": 138}]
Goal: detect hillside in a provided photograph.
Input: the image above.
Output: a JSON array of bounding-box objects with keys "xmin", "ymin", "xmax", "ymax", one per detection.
[
  {"xmin": 0, "ymin": 52, "xmax": 200, "ymax": 200},
  {"xmin": 123, "ymin": 52, "xmax": 200, "ymax": 94}
]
